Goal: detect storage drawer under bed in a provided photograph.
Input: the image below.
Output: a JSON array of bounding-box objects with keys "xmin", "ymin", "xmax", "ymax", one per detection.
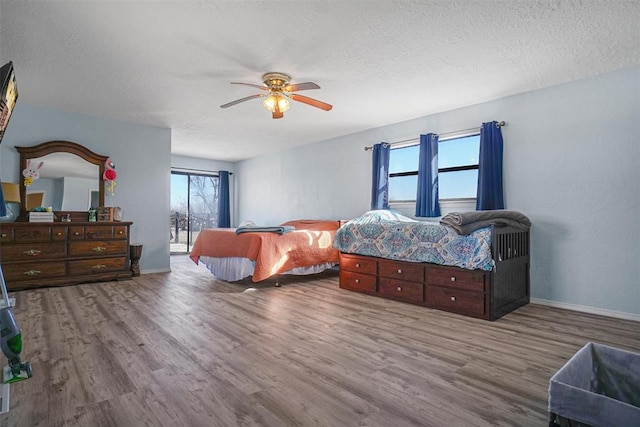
[
  {"xmin": 426, "ymin": 286, "xmax": 485, "ymax": 316},
  {"xmin": 339, "ymin": 270, "xmax": 376, "ymax": 293},
  {"xmin": 425, "ymin": 267, "xmax": 485, "ymax": 292},
  {"xmin": 340, "ymin": 254, "xmax": 377, "ymax": 275},
  {"xmin": 379, "ymin": 278, "xmax": 423, "ymax": 303},
  {"xmin": 379, "ymin": 260, "xmax": 423, "ymax": 283}
]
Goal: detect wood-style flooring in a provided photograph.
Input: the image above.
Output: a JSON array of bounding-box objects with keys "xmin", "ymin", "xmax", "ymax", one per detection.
[{"xmin": 1, "ymin": 255, "xmax": 639, "ymax": 426}]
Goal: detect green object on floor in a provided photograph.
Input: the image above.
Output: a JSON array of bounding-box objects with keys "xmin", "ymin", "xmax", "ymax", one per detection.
[{"xmin": 0, "ymin": 266, "xmax": 32, "ymax": 385}]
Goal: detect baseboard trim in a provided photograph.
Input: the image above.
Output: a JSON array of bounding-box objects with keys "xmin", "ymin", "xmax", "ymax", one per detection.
[
  {"xmin": 531, "ymin": 298, "xmax": 640, "ymax": 322},
  {"xmin": 140, "ymin": 268, "xmax": 171, "ymax": 275}
]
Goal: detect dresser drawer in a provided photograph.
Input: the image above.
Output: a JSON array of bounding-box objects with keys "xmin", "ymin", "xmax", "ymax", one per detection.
[
  {"xmin": 69, "ymin": 226, "xmax": 85, "ymax": 240},
  {"xmin": 69, "ymin": 240, "xmax": 128, "ymax": 257},
  {"xmin": 2, "ymin": 220, "xmax": 132, "ymax": 290},
  {"xmin": 70, "ymin": 226, "xmax": 115, "ymax": 240},
  {"xmin": 113, "ymin": 226, "xmax": 128, "ymax": 240},
  {"xmin": 426, "ymin": 267, "xmax": 485, "ymax": 292},
  {"xmin": 0, "ymin": 228, "xmax": 13, "ymax": 243},
  {"xmin": 339, "ymin": 270, "xmax": 376, "ymax": 293},
  {"xmin": 426, "ymin": 286, "xmax": 485, "ymax": 316},
  {"xmin": 13, "ymin": 226, "xmax": 51, "ymax": 243},
  {"xmin": 51, "ymin": 227, "xmax": 68, "ymax": 241},
  {"xmin": 379, "ymin": 261, "xmax": 423, "ymax": 283},
  {"xmin": 2, "ymin": 261, "xmax": 67, "ymax": 282},
  {"xmin": 85, "ymin": 226, "xmax": 115, "ymax": 240},
  {"xmin": 68, "ymin": 257, "xmax": 127, "ymax": 276},
  {"xmin": 340, "ymin": 254, "xmax": 377, "ymax": 275},
  {"xmin": 379, "ymin": 278, "xmax": 423, "ymax": 303},
  {"xmin": 1, "ymin": 242, "xmax": 67, "ymax": 261}
]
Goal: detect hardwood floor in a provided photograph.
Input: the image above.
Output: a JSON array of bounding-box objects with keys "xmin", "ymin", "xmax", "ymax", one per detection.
[{"xmin": 2, "ymin": 255, "xmax": 639, "ymax": 426}]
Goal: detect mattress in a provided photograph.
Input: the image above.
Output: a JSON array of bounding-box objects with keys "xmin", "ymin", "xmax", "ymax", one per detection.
[{"xmin": 333, "ymin": 210, "xmax": 494, "ymax": 271}]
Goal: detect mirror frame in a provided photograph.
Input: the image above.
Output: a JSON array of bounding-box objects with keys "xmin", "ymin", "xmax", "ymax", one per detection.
[{"xmin": 16, "ymin": 140, "xmax": 108, "ymax": 217}]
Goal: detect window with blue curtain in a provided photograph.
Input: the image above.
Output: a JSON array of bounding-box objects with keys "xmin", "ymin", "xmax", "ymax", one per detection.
[
  {"xmin": 476, "ymin": 121, "xmax": 504, "ymax": 210},
  {"xmin": 217, "ymin": 170, "xmax": 231, "ymax": 227},
  {"xmin": 370, "ymin": 143, "xmax": 390, "ymax": 210},
  {"xmin": 415, "ymin": 133, "xmax": 441, "ymax": 217},
  {"xmin": 386, "ymin": 121, "xmax": 503, "ymax": 213}
]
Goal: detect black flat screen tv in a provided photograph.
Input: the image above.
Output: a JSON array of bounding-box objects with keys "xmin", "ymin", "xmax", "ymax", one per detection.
[{"xmin": 0, "ymin": 61, "xmax": 18, "ymax": 145}]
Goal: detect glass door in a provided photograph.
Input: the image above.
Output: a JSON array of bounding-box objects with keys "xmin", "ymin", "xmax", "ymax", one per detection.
[{"xmin": 170, "ymin": 171, "xmax": 219, "ymax": 254}]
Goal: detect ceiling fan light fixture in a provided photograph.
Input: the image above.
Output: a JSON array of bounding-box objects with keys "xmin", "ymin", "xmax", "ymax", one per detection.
[
  {"xmin": 262, "ymin": 94, "xmax": 290, "ymax": 113},
  {"xmin": 221, "ymin": 72, "xmax": 331, "ymax": 117}
]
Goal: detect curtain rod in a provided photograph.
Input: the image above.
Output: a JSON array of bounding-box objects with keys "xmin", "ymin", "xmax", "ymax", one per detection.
[
  {"xmin": 363, "ymin": 121, "xmax": 506, "ymax": 151},
  {"xmin": 171, "ymin": 167, "xmax": 233, "ymax": 175}
]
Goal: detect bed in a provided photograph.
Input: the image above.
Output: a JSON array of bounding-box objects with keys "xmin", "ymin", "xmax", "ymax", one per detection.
[
  {"xmin": 333, "ymin": 210, "xmax": 531, "ymax": 320},
  {"xmin": 189, "ymin": 220, "xmax": 340, "ymax": 284}
]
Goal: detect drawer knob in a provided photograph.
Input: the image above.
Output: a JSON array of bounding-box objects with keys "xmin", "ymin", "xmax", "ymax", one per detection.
[
  {"xmin": 355, "ymin": 279, "xmax": 360, "ymax": 283},
  {"xmin": 92, "ymin": 246, "xmax": 107, "ymax": 252},
  {"xmin": 397, "ymin": 286, "xmax": 402, "ymax": 292},
  {"xmin": 397, "ymin": 269, "xmax": 402, "ymax": 274},
  {"xmin": 56, "ymin": 232, "xmax": 63, "ymax": 236},
  {"xmin": 450, "ymin": 276, "xmax": 456, "ymax": 282},
  {"xmin": 74, "ymin": 232, "xmax": 80, "ymax": 236},
  {"xmin": 92, "ymin": 264, "xmax": 107, "ymax": 270},
  {"xmin": 1, "ymin": 233, "xmax": 7, "ymax": 238},
  {"xmin": 450, "ymin": 296, "xmax": 456, "ymax": 302},
  {"xmin": 118, "ymin": 230, "xmax": 123, "ymax": 235},
  {"xmin": 24, "ymin": 269, "xmax": 41, "ymax": 276},
  {"xmin": 355, "ymin": 263, "xmax": 360, "ymax": 268},
  {"xmin": 23, "ymin": 249, "xmax": 42, "ymax": 257}
]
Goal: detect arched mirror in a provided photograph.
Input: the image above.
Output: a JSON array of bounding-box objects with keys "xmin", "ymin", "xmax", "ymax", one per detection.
[{"xmin": 16, "ymin": 141, "xmax": 107, "ymax": 217}]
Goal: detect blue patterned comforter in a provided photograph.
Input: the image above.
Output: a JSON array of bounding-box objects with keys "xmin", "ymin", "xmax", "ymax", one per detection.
[{"xmin": 333, "ymin": 210, "xmax": 494, "ymax": 271}]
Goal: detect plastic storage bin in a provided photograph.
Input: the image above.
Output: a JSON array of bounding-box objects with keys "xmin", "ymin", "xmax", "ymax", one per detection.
[{"xmin": 548, "ymin": 342, "xmax": 640, "ymax": 427}]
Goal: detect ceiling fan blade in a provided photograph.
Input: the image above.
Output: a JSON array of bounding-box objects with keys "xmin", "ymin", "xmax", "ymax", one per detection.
[
  {"xmin": 284, "ymin": 82, "xmax": 320, "ymax": 92},
  {"xmin": 220, "ymin": 94, "xmax": 263, "ymax": 108},
  {"xmin": 230, "ymin": 82, "xmax": 267, "ymax": 90},
  {"xmin": 289, "ymin": 94, "xmax": 333, "ymax": 111}
]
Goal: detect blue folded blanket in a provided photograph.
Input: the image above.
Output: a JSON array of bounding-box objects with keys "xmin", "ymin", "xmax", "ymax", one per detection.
[{"xmin": 235, "ymin": 225, "xmax": 295, "ymax": 235}]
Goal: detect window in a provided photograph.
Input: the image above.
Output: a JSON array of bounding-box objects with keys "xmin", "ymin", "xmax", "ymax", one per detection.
[
  {"xmin": 388, "ymin": 133, "xmax": 480, "ymax": 202},
  {"xmin": 170, "ymin": 171, "xmax": 219, "ymax": 254}
]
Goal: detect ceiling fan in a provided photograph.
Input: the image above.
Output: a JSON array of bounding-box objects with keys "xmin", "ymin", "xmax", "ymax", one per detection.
[{"xmin": 220, "ymin": 72, "xmax": 332, "ymax": 119}]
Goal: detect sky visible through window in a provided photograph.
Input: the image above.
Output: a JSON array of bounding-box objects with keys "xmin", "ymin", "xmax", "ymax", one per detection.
[
  {"xmin": 170, "ymin": 173, "xmax": 188, "ymax": 213},
  {"xmin": 389, "ymin": 135, "xmax": 480, "ymax": 201}
]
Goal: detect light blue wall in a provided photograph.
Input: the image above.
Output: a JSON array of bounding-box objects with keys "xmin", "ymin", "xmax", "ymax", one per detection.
[
  {"xmin": 0, "ymin": 103, "xmax": 172, "ymax": 273},
  {"xmin": 236, "ymin": 65, "xmax": 640, "ymax": 316}
]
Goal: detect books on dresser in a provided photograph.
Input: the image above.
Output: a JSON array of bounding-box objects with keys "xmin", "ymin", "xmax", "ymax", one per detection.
[{"xmin": 28, "ymin": 211, "xmax": 54, "ymax": 222}]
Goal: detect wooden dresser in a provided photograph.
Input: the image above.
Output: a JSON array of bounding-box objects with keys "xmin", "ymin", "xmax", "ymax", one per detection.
[
  {"xmin": 340, "ymin": 253, "xmax": 519, "ymax": 321},
  {"xmin": 0, "ymin": 221, "xmax": 133, "ymax": 291}
]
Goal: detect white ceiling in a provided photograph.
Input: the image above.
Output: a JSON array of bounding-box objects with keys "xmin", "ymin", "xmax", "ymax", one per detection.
[{"xmin": 1, "ymin": 1, "xmax": 639, "ymax": 162}]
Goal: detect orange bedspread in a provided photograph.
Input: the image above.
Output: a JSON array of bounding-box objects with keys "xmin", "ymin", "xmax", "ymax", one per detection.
[{"xmin": 189, "ymin": 220, "xmax": 340, "ymax": 282}]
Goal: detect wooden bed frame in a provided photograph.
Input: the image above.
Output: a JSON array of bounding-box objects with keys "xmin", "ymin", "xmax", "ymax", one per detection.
[{"xmin": 339, "ymin": 224, "xmax": 530, "ymax": 321}]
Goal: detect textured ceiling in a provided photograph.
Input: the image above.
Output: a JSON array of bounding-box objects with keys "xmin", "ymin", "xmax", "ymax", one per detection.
[{"xmin": 1, "ymin": 1, "xmax": 639, "ymax": 162}]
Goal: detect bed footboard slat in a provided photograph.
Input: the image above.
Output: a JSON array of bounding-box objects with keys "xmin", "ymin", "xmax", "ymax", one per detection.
[{"xmin": 490, "ymin": 225, "xmax": 530, "ymax": 319}]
